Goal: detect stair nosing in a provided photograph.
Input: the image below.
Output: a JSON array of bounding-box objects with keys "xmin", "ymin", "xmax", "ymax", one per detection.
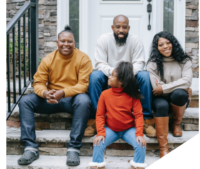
[{"xmin": 6, "ymin": 128, "xmax": 199, "ymax": 144}]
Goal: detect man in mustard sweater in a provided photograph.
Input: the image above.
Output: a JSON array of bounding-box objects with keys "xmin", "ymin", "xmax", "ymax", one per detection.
[{"xmin": 17, "ymin": 26, "xmax": 93, "ymax": 166}]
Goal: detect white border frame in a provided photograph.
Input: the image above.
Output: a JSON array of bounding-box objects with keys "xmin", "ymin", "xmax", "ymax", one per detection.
[
  {"xmin": 99, "ymin": 0, "xmax": 143, "ymax": 4},
  {"xmin": 57, "ymin": 0, "xmax": 69, "ymax": 37},
  {"xmin": 160, "ymin": 0, "xmax": 185, "ymax": 48}
]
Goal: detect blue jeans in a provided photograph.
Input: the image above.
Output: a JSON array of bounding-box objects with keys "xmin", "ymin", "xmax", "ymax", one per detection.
[
  {"xmin": 92, "ymin": 127, "xmax": 146, "ymax": 163},
  {"xmin": 19, "ymin": 93, "xmax": 91, "ymax": 152},
  {"xmin": 88, "ymin": 70, "xmax": 153, "ymax": 119}
]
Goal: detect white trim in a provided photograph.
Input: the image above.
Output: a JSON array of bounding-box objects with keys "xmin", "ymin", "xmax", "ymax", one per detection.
[
  {"xmin": 130, "ymin": 160, "xmax": 147, "ymax": 168},
  {"xmin": 57, "ymin": 0, "xmax": 69, "ymax": 37},
  {"xmin": 79, "ymin": 0, "xmax": 89, "ymax": 54},
  {"xmin": 174, "ymin": 0, "xmax": 185, "ymax": 48},
  {"xmin": 99, "ymin": 0, "xmax": 143, "ymax": 3},
  {"xmin": 160, "ymin": 0, "xmax": 163, "ymax": 31},
  {"xmin": 160, "ymin": 0, "xmax": 185, "ymax": 48}
]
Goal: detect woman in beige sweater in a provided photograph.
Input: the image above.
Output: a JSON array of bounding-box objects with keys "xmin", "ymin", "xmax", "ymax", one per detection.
[{"xmin": 147, "ymin": 31, "xmax": 192, "ymax": 158}]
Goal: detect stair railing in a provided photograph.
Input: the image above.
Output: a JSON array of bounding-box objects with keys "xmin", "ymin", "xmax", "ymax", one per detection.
[{"xmin": 6, "ymin": 0, "xmax": 39, "ymax": 120}]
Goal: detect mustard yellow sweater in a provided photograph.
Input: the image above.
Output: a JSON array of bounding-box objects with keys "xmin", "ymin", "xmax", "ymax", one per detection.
[{"xmin": 32, "ymin": 48, "xmax": 93, "ymax": 98}]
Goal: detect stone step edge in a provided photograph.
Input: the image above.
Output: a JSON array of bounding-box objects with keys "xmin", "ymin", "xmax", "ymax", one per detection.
[
  {"xmin": 6, "ymin": 155, "xmax": 159, "ymax": 169},
  {"xmin": 8, "ymin": 105, "xmax": 199, "ymax": 119},
  {"xmin": 6, "ymin": 129, "xmax": 199, "ymax": 144}
]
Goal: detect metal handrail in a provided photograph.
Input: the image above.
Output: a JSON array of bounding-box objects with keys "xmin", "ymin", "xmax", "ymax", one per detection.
[
  {"xmin": 6, "ymin": 0, "xmax": 38, "ymax": 120},
  {"xmin": 6, "ymin": 2, "xmax": 35, "ymax": 34}
]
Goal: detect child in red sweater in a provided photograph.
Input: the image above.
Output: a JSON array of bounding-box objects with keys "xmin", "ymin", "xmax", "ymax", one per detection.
[{"xmin": 89, "ymin": 62, "xmax": 147, "ymax": 169}]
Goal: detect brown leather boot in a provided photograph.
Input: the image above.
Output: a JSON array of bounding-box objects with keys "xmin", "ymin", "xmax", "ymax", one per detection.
[
  {"xmin": 170, "ymin": 103, "xmax": 187, "ymax": 137},
  {"xmin": 84, "ymin": 119, "xmax": 96, "ymax": 137},
  {"xmin": 155, "ymin": 116, "xmax": 169, "ymax": 158},
  {"xmin": 143, "ymin": 118, "xmax": 156, "ymax": 138}
]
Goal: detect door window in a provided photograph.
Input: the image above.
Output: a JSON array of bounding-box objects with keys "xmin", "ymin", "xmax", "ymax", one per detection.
[
  {"xmin": 69, "ymin": 0, "xmax": 79, "ymax": 49},
  {"xmin": 163, "ymin": 0, "xmax": 174, "ymax": 35}
]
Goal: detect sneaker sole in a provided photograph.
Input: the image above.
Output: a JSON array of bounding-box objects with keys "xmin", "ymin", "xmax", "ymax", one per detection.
[
  {"xmin": 18, "ymin": 156, "xmax": 39, "ymax": 165},
  {"xmin": 67, "ymin": 161, "xmax": 80, "ymax": 166}
]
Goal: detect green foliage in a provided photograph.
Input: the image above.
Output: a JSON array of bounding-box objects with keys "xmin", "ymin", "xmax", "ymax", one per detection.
[{"xmin": 7, "ymin": 32, "xmax": 30, "ymax": 77}]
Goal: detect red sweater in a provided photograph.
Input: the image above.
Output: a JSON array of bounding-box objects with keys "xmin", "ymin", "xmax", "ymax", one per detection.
[{"xmin": 96, "ymin": 87, "xmax": 144, "ymax": 137}]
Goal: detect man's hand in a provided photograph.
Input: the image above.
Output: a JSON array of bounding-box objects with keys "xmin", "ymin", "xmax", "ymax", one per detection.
[
  {"xmin": 136, "ymin": 136, "xmax": 146, "ymax": 148},
  {"xmin": 153, "ymin": 81, "xmax": 163, "ymax": 96},
  {"xmin": 54, "ymin": 90, "xmax": 65, "ymax": 102},
  {"xmin": 43, "ymin": 90, "xmax": 58, "ymax": 104},
  {"xmin": 93, "ymin": 136, "xmax": 105, "ymax": 146},
  {"xmin": 43, "ymin": 89, "xmax": 64, "ymax": 104}
]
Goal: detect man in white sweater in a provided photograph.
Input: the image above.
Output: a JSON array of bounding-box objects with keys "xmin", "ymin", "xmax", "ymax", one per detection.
[{"xmin": 84, "ymin": 15, "xmax": 156, "ymax": 138}]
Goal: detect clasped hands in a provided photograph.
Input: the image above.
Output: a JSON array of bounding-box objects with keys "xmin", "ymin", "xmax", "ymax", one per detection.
[{"xmin": 43, "ymin": 89, "xmax": 65, "ymax": 104}]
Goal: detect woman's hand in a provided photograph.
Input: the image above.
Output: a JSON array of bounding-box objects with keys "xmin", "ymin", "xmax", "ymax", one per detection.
[
  {"xmin": 136, "ymin": 136, "xmax": 146, "ymax": 147},
  {"xmin": 93, "ymin": 136, "xmax": 105, "ymax": 146},
  {"xmin": 153, "ymin": 81, "xmax": 163, "ymax": 96}
]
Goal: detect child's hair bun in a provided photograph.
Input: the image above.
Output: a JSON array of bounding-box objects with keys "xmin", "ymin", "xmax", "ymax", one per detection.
[{"xmin": 64, "ymin": 25, "xmax": 72, "ymax": 31}]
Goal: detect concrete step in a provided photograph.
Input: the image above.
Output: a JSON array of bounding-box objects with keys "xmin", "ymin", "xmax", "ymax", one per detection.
[
  {"xmin": 7, "ymin": 128, "xmax": 198, "ymax": 144},
  {"xmin": 6, "ymin": 155, "xmax": 160, "ymax": 169},
  {"xmin": 6, "ymin": 127, "xmax": 198, "ymax": 157}
]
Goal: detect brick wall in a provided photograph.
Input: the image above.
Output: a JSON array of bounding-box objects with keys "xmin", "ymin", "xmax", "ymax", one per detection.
[
  {"xmin": 6, "ymin": 0, "xmax": 199, "ymax": 77},
  {"xmin": 185, "ymin": 0, "xmax": 199, "ymax": 78},
  {"xmin": 6, "ymin": 0, "xmax": 57, "ymax": 61}
]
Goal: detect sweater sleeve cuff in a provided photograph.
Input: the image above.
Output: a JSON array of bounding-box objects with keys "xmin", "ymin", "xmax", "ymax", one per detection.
[
  {"xmin": 161, "ymin": 85, "xmax": 170, "ymax": 94},
  {"xmin": 135, "ymin": 133, "xmax": 144, "ymax": 137},
  {"xmin": 63, "ymin": 88, "xmax": 69, "ymax": 98},
  {"xmin": 36, "ymin": 89, "xmax": 47, "ymax": 98},
  {"xmin": 97, "ymin": 132, "xmax": 106, "ymax": 137},
  {"xmin": 109, "ymin": 67, "xmax": 115, "ymax": 77}
]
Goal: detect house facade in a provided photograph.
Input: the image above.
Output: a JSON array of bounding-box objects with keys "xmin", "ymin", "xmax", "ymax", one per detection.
[{"xmin": 6, "ymin": 0, "xmax": 199, "ymax": 77}]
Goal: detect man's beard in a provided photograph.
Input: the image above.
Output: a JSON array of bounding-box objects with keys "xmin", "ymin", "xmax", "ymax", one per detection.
[{"xmin": 114, "ymin": 32, "xmax": 129, "ymax": 46}]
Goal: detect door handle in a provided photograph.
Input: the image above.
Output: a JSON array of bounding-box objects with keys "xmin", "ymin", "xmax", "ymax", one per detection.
[{"xmin": 147, "ymin": 0, "xmax": 152, "ymax": 30}]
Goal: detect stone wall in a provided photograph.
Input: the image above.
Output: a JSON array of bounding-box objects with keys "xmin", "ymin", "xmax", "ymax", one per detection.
[
  {"xmin": 185, "ymin": 0, "xmax": 199, "ymax": 78},
  {"xmin": 6, "ymin": 0, "xmax": 57, "ymax": 62},
  {"xmin": 6, "ymin": 0, "xmax": 199, "ymax": 77}
]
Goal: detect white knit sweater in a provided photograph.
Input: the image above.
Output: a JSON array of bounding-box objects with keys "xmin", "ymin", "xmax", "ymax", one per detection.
[
  {"xmin": 147, "ymin": 57, "xmax": 193, "ymax": 94},
  {"xmin": 95, "ymin": 32, "xmax": 145, "ymax": 77}
]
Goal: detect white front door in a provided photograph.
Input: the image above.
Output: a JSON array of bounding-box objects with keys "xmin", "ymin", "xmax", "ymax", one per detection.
[
  {"xmin": 80, "ymin": 0, "xmax": 160, "ymax": 67},
  {"xmin": 57, "ymin": 0, "xmax": 186, "ymax": 67}
]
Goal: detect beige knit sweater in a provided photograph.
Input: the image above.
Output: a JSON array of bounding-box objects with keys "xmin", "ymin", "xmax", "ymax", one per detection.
[{"xmin": 147, "ymin": 57, "xmax": 193, "ymax": 94}]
